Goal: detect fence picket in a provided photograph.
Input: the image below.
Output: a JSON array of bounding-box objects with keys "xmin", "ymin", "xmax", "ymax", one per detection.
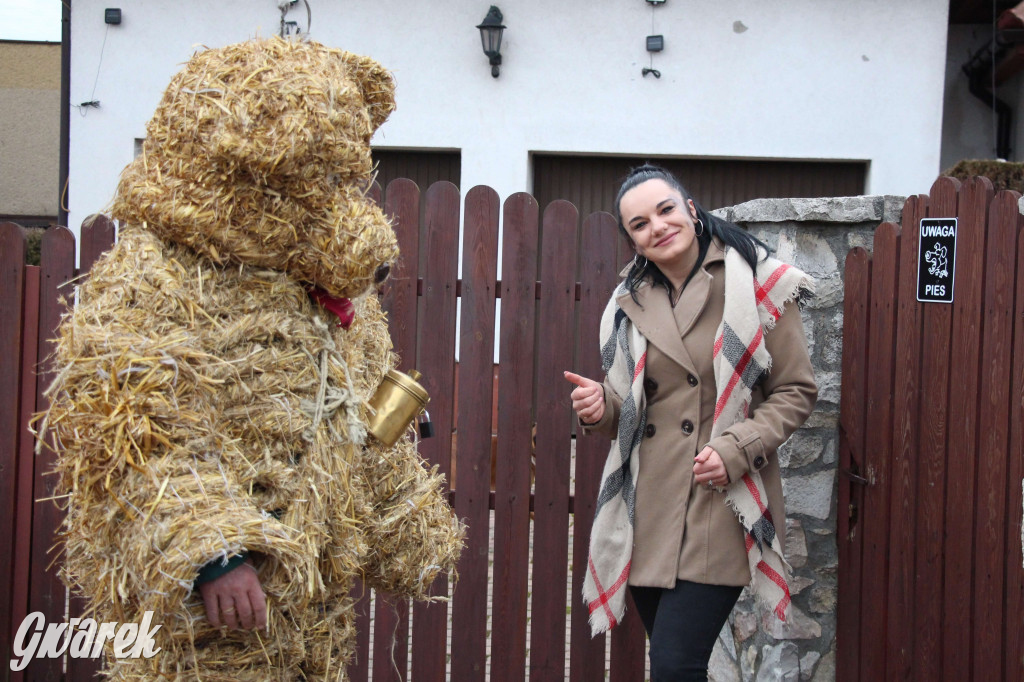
[
  {"xmin": 607, "ymin": 232, "xmax": 646, "ymax": 682},
  {"xmin": 32, "ymin": 225, "xmax": 78, "ymax": 682},
  {"xmin": 912, "ymin": 177, "xmax": 959, "ymax": 679},
  {"xmin": 0, "ymin": 223, "xmax": 27, "ymax": 679},
  {"xmin": 411, "ymin": 181, "xmax": 460, "ymax": 681},
  {"xmin": 381, "ymin": 178, "xmax": 420, "ymax": 362},
  {"xmin": 1005, "ymin": 222, "xmax": 1024, "ymax": 682},
  {"xmin": 372, "ymin": 178, "xmax": 416, "ymax": 682},
  {"xmin": 888, "ymin": 194, "xmax": 932, "ymax": 680},
  {"xmin": 529, "ymin": 200, "xmax": 579, "ymax": 681},
  {"xmin": 80, "ymin": 214, "xmax": 115, "ymax": 270},
  {"xmin": 450, "ymin": 185, "xmax": 500, "ymax": 682},
  {"xmin": 609, "ymin": 597, "xmax": 645, "ymax": 682},
  {"xmin": 942, "ymin": 176, "xmax": 992, "ymax": 681},
  {"xmin": 607, "ymin": 231, "xmax": 646, "ymax": 682},
  {"xmin": 836, "ymin": 245, "xmax": 870, "ymax": 682},
  {"xmin": 569, "ymin": 212, "xmax": 618, "ymax": 682},
  {"xmin": 348, "ymin": 580, "xmax": 370, "ymax": 682},
  {"xmin": 491, "ymin": 193, "xmax": 540, "ymax": 682},
  {"xmin": 1, "ymin": 222, "xmax": 26, "ymax": 682},
  {"xmin": 858, "ymin": 219, "xmax": 902, "ymax": 680},
  {"xmin": 972, "ymin": 190, "xmax": 1020, "ymax": 682},
  {"xmin": 12, "ymin": 265, "xmax": 40, "ymax": 682}
]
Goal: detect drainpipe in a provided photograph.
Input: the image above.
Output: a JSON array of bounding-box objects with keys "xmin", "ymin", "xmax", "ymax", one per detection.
[
  {"xmin": 964, "ymin": 59, "xmax": 1013, "ymax": 160},
  {"xmin": 58, "ymin": 0, "xmax": 71, "ymax": 227},
  {"xmin": 961, "ymin": 13, "xmax": 1024, "ymax": 161}
]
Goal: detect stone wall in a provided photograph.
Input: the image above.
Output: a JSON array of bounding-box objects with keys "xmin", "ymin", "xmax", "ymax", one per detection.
[{"xmin": 705, "ymin": 195, "xmax": 905, "ymax": 682}]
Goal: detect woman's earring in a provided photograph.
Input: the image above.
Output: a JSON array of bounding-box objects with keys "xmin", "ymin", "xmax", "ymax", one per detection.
[
  {"xmin": 633, "ymin": 253, "xmax": 648, "ymax": 270},
  {"xmin": 694, "ymin": 218, "xmax": 705, "ymax": 237}
]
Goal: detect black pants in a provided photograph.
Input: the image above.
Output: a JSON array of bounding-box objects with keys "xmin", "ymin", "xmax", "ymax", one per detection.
[{"xmin": 630, "ymin": 580, "xmax": 743, "ymax": 682}]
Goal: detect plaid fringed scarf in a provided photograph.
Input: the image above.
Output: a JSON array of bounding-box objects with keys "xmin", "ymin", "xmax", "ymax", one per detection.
[{"xmin": 583, "ymin": 247, "xmax": 813, "ymax": 636}]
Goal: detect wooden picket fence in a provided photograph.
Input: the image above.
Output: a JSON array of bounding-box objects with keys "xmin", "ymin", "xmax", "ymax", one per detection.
[
  {"xmin": 0, "ymin": 180, "xmax": 650, "ymax": 681},
  {"xmin": 837, "ymin": 176, "xmax": 1024, "ymax": 681}
]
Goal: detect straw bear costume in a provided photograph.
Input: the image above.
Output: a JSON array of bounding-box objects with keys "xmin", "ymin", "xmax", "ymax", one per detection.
[{"xmin": 40, "ymin": 38, "xmax": 463, "ymax": 680}]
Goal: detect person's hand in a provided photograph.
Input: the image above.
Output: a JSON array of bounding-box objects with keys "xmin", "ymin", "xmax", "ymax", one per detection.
[
  {"xmin": 564, "ymin": 371, "xmax": 605, "ymax": 424},
  {"xmin": 199, "ymin": 558, "xmax": 267, "ymax": 631},
  {"xmin": 693, "ymin": 446, "xmax": 729, "ymax": 488}
]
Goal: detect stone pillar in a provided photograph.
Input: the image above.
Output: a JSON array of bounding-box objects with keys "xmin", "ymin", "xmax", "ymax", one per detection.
[{"xmin": 705, "ymin": 195, "xmax": 904, "ymax": 682}]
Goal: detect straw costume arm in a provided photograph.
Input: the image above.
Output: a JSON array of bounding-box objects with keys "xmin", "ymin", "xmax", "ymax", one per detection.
[
  {"xmin": 337, "ymin": 294, "xmax": 464, "ymax": 599},
  {"xmin": 42, "ymin": 231, "xmax": 320, "ymax": 624}
]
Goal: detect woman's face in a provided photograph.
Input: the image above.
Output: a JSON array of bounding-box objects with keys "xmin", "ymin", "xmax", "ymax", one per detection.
[{"xmin": 619, "ymin": 178, "xmax": 700, "ymax": 269}]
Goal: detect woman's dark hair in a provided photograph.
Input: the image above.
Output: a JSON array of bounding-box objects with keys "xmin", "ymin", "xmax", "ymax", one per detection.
[{"xmin": 614, "ymin": 164, "xmax": 768, "ymax": 303}]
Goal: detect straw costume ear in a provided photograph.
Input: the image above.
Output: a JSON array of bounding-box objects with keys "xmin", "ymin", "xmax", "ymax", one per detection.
[{"xmin": 344, "ymin": 52, "xmax": 396, "ymax": 133}]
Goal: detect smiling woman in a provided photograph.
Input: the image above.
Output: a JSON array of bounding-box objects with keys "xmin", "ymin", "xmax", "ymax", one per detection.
[{"xmin": 566, "ymin": 163, "xmax": 818, "ymax": 681}]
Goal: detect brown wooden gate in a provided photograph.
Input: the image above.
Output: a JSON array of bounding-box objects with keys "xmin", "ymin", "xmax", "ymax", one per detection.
[
  {"xmin": 837, "ymin": 176, "xmax": 1024, "ymax": 681},
  {"xmin": 1, "ymin": 181, "xmax": 651, "ymax": 681}
]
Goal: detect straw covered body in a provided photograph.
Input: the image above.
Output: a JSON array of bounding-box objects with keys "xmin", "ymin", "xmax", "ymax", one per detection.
[{"xmin": 38, "ymin": 37, "xmax": 463, "ymax": 680}]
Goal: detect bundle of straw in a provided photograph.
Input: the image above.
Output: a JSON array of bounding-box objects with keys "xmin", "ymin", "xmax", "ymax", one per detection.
[{"xmin": 39, "ymin": 37, "xmax": 463, "ymax": 680}]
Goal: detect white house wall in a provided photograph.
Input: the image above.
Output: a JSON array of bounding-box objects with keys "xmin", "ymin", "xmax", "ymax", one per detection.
[{"xmin": 68, "ymin": 0, "xmax": 950, "ymax": 239}]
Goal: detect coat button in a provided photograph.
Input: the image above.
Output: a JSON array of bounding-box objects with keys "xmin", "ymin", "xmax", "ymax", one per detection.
[
  {"xmin": 681, "ymin": 420, "xmax": 694, "ymax": 434},
  {"xmin": 687, "ymin": 374, "xmax": 698, "ymax": 387},
  {"xmin": 753, "ymin": 455, "xmax": 766, "ymax": 468},
  {"xmin": 645, "ymin": 423, "xmax": 657, "ymax": 438},
  {"xmin": 643, "ymin": 377, "xmax": 658, "ymax": 396}
]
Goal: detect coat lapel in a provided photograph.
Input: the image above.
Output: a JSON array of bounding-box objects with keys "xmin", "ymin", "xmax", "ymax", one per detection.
[
  {"xmin": 674, "ymin": 240, "xmax": 725, "ymax": 337},
  {"xmin": 617, "ymin": 277, "xmax": 695, "ymax": 372}
]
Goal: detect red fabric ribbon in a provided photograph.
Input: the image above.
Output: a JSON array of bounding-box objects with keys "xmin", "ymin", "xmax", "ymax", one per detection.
[{"xmin": 308, "ymin": 288, "xmax": 355, "ymax": 329}]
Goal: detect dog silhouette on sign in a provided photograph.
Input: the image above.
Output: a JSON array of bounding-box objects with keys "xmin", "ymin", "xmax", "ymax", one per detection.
[{"xmin": 925, "ymin": 242, "xmax": 948, "ymax": 279}]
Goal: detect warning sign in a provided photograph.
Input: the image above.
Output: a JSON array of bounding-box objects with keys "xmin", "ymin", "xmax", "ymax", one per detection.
[{"xmin": 916, "ymin": 218, "xmax": 957, "ymax": 303}]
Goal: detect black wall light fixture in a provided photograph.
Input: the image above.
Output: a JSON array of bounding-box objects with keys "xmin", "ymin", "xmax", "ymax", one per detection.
[
  {"xmin": 104, "ymin": 8, "xmax": 121, "ymax": 25},
  {"xmin": 477, "ymin": 6, "xmax": 506, "ymax": 78}
]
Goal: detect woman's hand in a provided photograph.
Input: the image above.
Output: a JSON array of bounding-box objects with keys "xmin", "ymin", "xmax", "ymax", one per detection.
[
  {"xmin": 199, "ymin": 558, "xmax": 267, "ymax": 631},
  {"xmin": 693, "ymin": 446, "xmax": 729, "ymax": 488},
  {"xmin": 564, "ymin": 371, "xmax": 605, "ymax": 424}
]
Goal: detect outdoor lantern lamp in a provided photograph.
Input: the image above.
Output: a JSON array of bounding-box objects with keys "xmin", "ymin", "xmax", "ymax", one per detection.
[{"xmin": 477, "ymin": 6, "xmax": 505, "ymax": 78}]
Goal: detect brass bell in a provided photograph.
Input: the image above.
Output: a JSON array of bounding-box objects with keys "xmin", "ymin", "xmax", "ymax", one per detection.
[{"xmin": 366, "ymin": 368, "xmax": 430, "ymax": 446}]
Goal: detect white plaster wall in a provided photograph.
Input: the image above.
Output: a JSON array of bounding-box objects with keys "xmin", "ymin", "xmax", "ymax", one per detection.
[{"xmin": 68, "ymin": 0, "xmax": 950, "ymax": 238}]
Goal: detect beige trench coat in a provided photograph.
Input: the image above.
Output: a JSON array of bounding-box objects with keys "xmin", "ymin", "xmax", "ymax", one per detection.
[{"xmin": 585, "ymin": 239, "xmax": 817, "ymax": 588}]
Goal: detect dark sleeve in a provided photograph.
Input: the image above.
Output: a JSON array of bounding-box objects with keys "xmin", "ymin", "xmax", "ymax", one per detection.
[{"xmin": 194, "ymin": 552, "xmax": 249, "ymax": 587}]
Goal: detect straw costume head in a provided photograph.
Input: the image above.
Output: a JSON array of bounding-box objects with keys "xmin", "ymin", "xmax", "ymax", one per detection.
[
  {"xmin": 113, "ymin": 37, "xmax": 399, "ymax": 298},
  {"xmin": 40, "ymin": 38, "xmax": 463, "ymax": 680}
]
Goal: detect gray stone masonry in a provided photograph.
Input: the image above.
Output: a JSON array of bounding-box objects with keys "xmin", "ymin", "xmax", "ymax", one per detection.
[{"xmin": 705, "ymin": 195, "xmax": 905, "ymax": 682}]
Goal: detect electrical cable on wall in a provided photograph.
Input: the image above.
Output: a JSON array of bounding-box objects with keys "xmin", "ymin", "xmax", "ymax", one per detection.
[
  {"xmin": 643, "ymin": 0, "xmax": 663, "ymax": 78},
  {"xmin": 74, "ymin": 22, "xmax": 109, "ymax": 114}
]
